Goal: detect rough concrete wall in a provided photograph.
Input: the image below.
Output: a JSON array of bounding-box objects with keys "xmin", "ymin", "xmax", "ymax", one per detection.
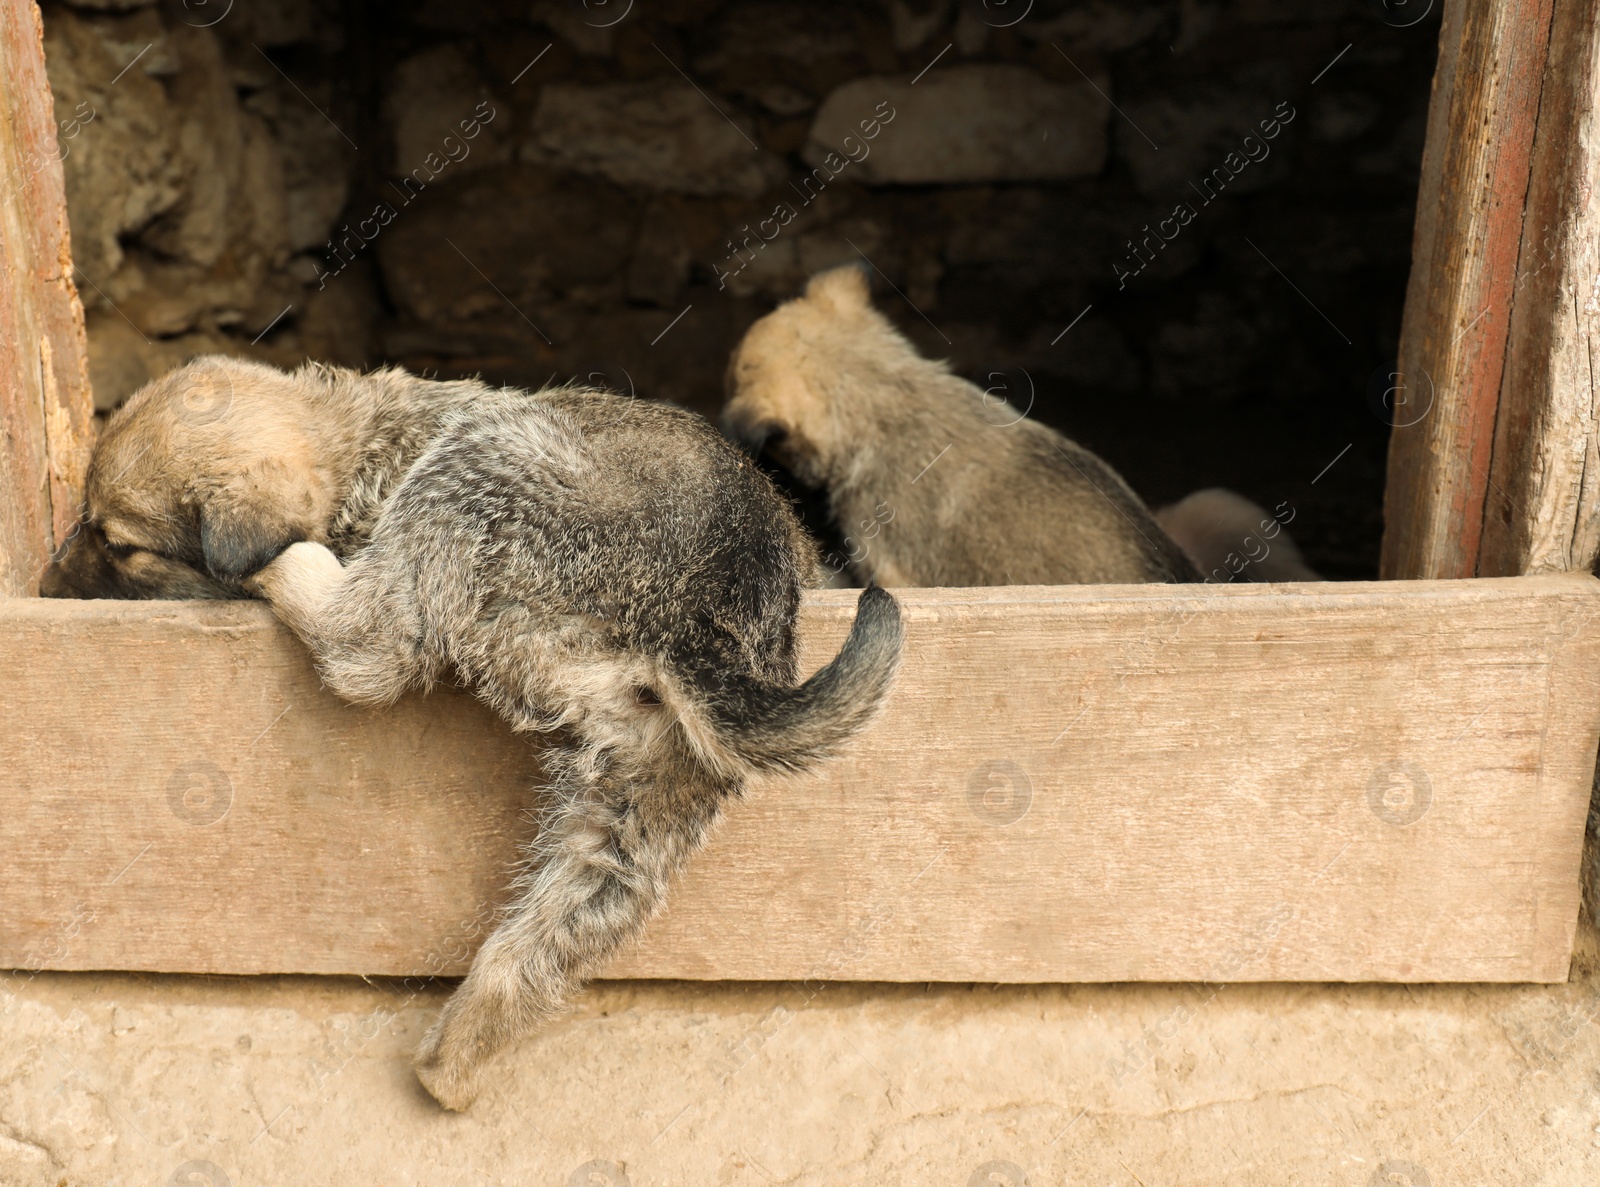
[{"xmin": 5, "ymin": 952, "xmax": 1600, "ymax": 1184}]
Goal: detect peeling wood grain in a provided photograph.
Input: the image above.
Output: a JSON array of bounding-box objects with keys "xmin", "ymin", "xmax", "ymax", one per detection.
[
  {"xmin": 0, "ymin": 0, "xmax": 94, "ymax": 596},
  {"xmin": 1383, "ymin": 0, "xmax": 1600, "ymax": 580},
  {"xmin": 1481, "ymin": 0, "xmax": 1600, "ymax": 576}
]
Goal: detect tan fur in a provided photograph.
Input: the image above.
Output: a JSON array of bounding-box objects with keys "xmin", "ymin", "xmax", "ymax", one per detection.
[
  {"xmin": 1154, "ymin": 488, "xmax": 1321, "ymax": 583},
  {"xmin": 40, "ymin": 356, "xmax": 489, "ymax": 600},
  {"xmin": 722, "ymin": 266, "xmax": 1198, "ymax": 587}
]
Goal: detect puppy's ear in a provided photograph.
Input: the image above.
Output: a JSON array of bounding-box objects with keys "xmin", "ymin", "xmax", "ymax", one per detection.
[
  {"xmin": 805, "ymin": 264, "xmax": 872, "ymax": 312},
  {"xmin": 199, "ymin": 496, "xmax": 304, "ymax": 582},
  {"xmin": 196, "ymin": 459, "xmax": 313, "ymax": 582}
]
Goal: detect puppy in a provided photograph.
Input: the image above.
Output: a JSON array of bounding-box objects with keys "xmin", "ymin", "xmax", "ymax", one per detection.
[
  {"xmin": 41, "ymin": 356, "xmax": 488, "ymax": 599},
  {"xmin": 722, "ymin": 266, "xmax": 1198, "ymax": 587},
  {"xmin": 243, "ymin": 383, "xmax": 904, "ymax": 1110},
  {"xmin": 1154, "ymin": 488, "xmax": 1321, "ymax": 583}
]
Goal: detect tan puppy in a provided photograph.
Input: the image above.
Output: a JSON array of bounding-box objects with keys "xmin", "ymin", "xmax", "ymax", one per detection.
[
  {"xmin": 1158, "ymin": 489, "xmax": 1318, "ymax": 585},
  {"xmin": 1155, "ymin": 488, "xmax": 1321, "ymax": 583},
  {"xmin": 722, "ymin": 266, "xmax": 1198, "ymax": 587},
  {"xmin": 41, "ymin": 356, "xmax": 488, "ymax": 599}
]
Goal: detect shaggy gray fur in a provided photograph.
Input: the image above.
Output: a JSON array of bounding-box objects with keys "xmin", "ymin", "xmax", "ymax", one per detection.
[{"xmin": 247, "ymin": 384, "xmax": 904, "ymax": 1110}]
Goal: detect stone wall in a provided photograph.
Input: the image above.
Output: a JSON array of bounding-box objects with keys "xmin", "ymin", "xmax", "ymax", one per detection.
[
  {"xmin": 40, "ymin": 0, "xmax": 360, "ymax": 401},
  {"xmin": 39, "ymin": 0, "xmax": 1441, "ymax": 578}
]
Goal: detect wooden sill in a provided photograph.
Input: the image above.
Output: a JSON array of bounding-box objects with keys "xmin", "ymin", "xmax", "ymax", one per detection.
[{"xmin": 3, "ymin": 575, "xmax": 1598, "ymax": 984}]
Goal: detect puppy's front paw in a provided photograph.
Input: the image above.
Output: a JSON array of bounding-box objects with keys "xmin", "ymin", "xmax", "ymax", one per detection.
[
  {"xmin": 243, "ymin": 540, "xmax": 344, "ymax": 604},
  {"xmin": 414, "ymin": 1024, "xmax": 482, "ymax": 1112}
]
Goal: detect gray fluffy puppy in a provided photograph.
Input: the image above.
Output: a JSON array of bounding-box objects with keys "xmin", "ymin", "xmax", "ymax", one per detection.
[{"xmin": 246, "ymin": 384, "xmax": 904, "ymax": 1111}]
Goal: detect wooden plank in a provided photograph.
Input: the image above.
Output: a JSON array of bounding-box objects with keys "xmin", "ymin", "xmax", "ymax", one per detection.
[
  {"xmin": 3, "ymin": 578, "xmax": 1598, "ymax": 984},
  {"xmin": 0, "ymin": 0, "xmax": 94, "ymax": 597},
  {"xmin": 1480, "ymin": 0, "xmax": 1600, "ymax": 576},
  {"xmin": 1380, "ymin": 0, "xmax": 1555, "ymax": 579}
]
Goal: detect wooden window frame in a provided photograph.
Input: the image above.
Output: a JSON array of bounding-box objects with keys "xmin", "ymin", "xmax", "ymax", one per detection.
[{"xmin": 3, "ymin": 0, "xmax": 1598, "ymax": 985}]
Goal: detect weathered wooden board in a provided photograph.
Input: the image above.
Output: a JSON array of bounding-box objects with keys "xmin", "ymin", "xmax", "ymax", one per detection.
[
  {"xmin": 1382, "ymin": 0, "xmax": 1600, "ymax": 580},
  {"xmin": 1378, "ymin": 0, "xmax": 1549, "ymax": 579},
  {"xmin": 1481, "ymin": 0, "xmax": 1600, "ymax": 577},
  {"xmin": 0, "ymin": 0, "xmax": 94, "ymax": 596},
  {"xmin": 3, "ymin": 578, "xmax": 1599, "ymax": 984}
]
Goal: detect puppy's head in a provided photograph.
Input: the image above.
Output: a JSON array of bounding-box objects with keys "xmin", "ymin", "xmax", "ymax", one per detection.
[
  {"xmin": 722, "ymin": 264, "xmax": 900, "ymax": 487},
  {"xmin": 41, "ymin": 355, "xmax": 337, "ymax": 599}
]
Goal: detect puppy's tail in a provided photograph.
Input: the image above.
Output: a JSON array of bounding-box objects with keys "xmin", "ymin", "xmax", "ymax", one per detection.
[{"xmin": 696, "ymin": 585, "xmax": 904, "ymax": 775}]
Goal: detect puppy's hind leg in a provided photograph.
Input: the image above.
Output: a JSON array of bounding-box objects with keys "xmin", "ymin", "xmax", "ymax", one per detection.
[{"xmin": 413, "ymin": 747, "xmax": 728, "ymax": 1111}]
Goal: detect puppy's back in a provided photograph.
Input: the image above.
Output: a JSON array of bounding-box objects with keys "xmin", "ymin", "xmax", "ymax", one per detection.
[
  {"xmin": 724, "ymin": 266, "xmax": 1198, "ymax": 587},
  {"xmin": 1004, "ymin": 423, "xmax": 1199, "ymax": 584},
  {"xmin": 384, "ymin": 388, "xmax": 816, "ymax": 688}
]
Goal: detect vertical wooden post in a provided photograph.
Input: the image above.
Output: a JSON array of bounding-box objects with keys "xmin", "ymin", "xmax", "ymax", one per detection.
[
  {"xmin": 1480, "ymin": 0, "xmax": 1600, "ymax": 576},
  {"xmin": 0, "ymin": 0, "xmax": 93, "ymax": 597},
  {"xmin": 1381, "ymin": 0, "xmax": 1600, "ymax": 579},
  {"xmin": 1379, "ymin": 0, "xmax": 1554, "ymax": 579}
]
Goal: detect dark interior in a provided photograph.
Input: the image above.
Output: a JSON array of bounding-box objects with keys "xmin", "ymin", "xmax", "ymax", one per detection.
[{"xmin": 45, "ymin": 0, "xmax": 1442, "ymax": 579}]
